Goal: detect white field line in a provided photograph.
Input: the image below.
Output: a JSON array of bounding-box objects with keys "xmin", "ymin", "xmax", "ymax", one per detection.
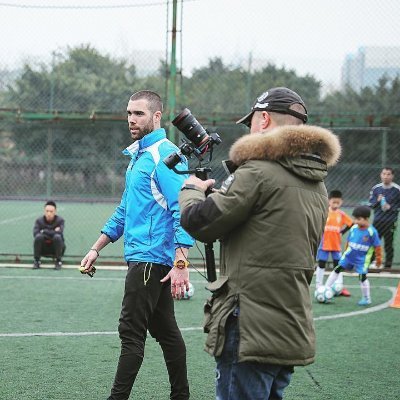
[
  {"xmin": 0, "ymin": 264, "xmax": 128, "ymax": 271},
  {"xmin": 0, "ymin": 207, "xmax": 65, "ymax": 225},
  {"xmin": 0, "ymin": 275, "xmax": 207, "ymax": 283},
  {"xmin": 1, "ymin": 264, "xmax": 399, "ymax": 279},
  {"xmin": 0, "ymin": 327, "xmax": 203, "ymax": 338},
  {"xmin": 0, "ymin": 284, "xmax": 396, "ymax": 338},
  {"xmin": 314, "ymin": 286, "xmax": 397, "ymax": 320}
]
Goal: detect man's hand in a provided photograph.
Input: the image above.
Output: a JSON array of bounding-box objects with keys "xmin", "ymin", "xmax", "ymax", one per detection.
[
  {"xmin": 161, "ymin": 267, "xmax": 189, "ymax": 299},
  {"xmin": 80, "ymin": 234, "xmax": 110, "ymax": 275},
  {"xmin": 80, "ymin": 249, "xmax": 99, "ymax": 274},
  {"xmin": 183, "ymin": 175, "xmax": 215, "ymax": 193},
  {"xmin": 160, "ymin": 247, "xmax": 190, "ymax": 299}
]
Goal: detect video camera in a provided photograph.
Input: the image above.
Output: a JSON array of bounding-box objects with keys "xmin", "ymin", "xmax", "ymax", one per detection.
[
  {"xmin": 164, "ymin": 108, "xmax": 222, "ymax": 283},
  {"xmin": 163, "ymin": 108, "xmax": 222, "ymax": 179}
]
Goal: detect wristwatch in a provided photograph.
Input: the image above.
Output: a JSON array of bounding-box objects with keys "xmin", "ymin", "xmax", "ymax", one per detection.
[{"xmin": 174, "ymin": 260, "xmax": 189, "ymax": 269}]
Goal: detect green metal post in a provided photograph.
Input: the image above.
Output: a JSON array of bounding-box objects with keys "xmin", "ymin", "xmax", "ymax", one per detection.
[
  {"xmin": 46, "ymin": 53, "xmax": 56, "ymax": 197},
  {"xmin": 168, "ymin": 0, "xmax": 178, "ymax": 143}
]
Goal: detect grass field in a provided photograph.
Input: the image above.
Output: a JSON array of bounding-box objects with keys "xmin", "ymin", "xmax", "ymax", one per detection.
[
  {"xmin": 0, "ymin": 200, "xmax": 209, "ymax": 263},
  {"xmin": 0, "ymin": 266, "xmax": 399, "ymax": 400}
]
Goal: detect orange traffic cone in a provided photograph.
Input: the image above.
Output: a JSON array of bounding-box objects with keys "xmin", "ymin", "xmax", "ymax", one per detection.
[{"xmin": 390, "ymin": 282, "xmax": 400, "ymax": 309}]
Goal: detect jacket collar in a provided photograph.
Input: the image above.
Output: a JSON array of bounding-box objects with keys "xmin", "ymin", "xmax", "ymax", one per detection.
[
  {"xmin": 229, "ymin": 125, "xmax": 341, "ymax": 168},
  {"xmin": 123, "ymin": 128, "xmax": 166, "ymax": 156}
]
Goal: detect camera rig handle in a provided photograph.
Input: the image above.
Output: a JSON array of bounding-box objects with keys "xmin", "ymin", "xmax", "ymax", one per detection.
[{"xmin": 166, "ymin": 164, "xmax": 217, "ymax": 282}]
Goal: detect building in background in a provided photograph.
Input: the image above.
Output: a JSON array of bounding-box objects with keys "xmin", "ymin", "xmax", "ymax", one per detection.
[{"xmin": 341, "ymin": 46, "xmax": 400, "ymax": 92}]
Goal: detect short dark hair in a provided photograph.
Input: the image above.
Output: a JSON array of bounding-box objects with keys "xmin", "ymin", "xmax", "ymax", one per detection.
[
  {"xmin": 130, "ymin": 90, "xmax": 163, "ymax": 114},
  {"xmin": 352, "ymin": 205, "xmax": 371, "ymax": 219},
  {"xmin": 382, "ymin": 167, "xmax": 394, "ymax": 174},
  {"xmin": 45, "ymin": 200, "xmax": 57, "ymax": 208},
  {"xmin": 329, "ymin": 190, "xmax": 342, "ymax": 199}
]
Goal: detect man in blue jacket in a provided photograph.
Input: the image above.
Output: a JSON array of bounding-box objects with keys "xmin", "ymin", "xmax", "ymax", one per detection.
[{"xmin": 81, "ymin": 90, "xmax": 194, "ymax": 400}]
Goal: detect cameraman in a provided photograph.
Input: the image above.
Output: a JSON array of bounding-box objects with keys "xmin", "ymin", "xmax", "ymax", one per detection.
[{"xmin": 178, "ymin": 87, "xmax": 341, "ymax": 400}]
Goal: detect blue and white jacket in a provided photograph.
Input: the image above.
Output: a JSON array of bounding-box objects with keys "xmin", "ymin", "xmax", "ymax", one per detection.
[{"xmin": 102, "ymin": 128, "xmax": 194, "ymax": 266}]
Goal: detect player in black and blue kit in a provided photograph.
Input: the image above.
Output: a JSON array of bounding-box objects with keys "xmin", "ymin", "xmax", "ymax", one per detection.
[
  {"xmin": 369, "ymin": 167, "xmax": 400, "ymax": 268},
  {"xmin": 325, "ymin": 206, "xmax": 382, "ymax": 306}
]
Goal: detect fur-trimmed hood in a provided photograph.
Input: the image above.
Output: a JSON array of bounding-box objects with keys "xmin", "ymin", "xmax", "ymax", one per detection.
[{"xmin": 229, "ymin": 125, "xmax": 341, "ymax": 168}]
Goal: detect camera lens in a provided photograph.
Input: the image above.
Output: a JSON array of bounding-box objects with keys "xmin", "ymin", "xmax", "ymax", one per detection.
[{"xmin": 172, "ymin": 108, "xmax": 209, "ymax": 147}]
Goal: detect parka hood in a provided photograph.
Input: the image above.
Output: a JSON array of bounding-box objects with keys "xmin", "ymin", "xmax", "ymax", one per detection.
[
  {"xmin": 230, "ymin": 125, "xmax": 341, "ymax": 167},
  {"xmin": 229, "ymin": 124, "xmax": 341, "ymax": 182}
]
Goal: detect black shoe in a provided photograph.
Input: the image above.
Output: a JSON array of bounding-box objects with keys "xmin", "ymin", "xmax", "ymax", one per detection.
[
  {"xmin": 33, "ymin": 260, "xmax": 41, "ymax": 269},
  {"xmin": 54, "ymin": 260, "xmax": 62, "ymax": 270}
]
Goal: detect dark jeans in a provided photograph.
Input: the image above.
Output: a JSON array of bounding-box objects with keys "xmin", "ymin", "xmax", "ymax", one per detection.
[
  {"xmin": 109, "ymin": 262, "xmax": 189, "ymax": 400},
  {"xmin": 215, "ymin": 315, "xmax": 293, "ymax": 400},
  {"xmin": 373, "ymin": 220, "xmax": 397, "ymax": 267},
  {"xmin": 33, "ymin": 233, "xmax": 64, "ymax": 261}
]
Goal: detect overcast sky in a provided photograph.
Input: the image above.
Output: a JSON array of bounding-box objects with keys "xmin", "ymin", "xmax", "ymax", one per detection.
[{"xmin": 0, "ymin": 0, "xmax": 399, "ymax": 90}]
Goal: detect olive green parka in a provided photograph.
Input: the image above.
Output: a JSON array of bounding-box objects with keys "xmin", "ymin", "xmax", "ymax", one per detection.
[{"xmin": 179, "ymin": 124, "xmax": 341, "ymax": 366}]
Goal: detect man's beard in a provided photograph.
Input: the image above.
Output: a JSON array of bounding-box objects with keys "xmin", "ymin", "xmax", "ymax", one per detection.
[{"xmin": 133, "ymin": 120, "xmax": 154, "ymax": 140}]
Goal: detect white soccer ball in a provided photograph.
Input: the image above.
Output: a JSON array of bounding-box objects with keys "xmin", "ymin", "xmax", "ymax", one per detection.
[
  {"xmin": 314, "ymin": 285, "xmax": 334, "ymax": 303},
  {"xmin": 182, "ymin": 282, "xmax": 195, "ymax": 300},
  {"xmin": 331, "ymin": 281, "xmax": 343, "ymax": 297}
]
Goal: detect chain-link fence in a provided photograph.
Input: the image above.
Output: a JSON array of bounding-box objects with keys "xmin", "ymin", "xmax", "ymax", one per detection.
[
  {"xmin": 1, "ymin": 122, "xmax": 399, "ymax": 203},
  {"xmin": 1, "ymin": 0, "xmax": 400, "ymax": 265}
]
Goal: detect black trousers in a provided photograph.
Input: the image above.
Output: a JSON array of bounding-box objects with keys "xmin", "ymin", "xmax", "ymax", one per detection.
[
  {"xmin": 33, "ymin": 233, "xmax": 64, "ymax": 261},
  {"xmin": 109, "ymin": 262, "xmax": 189, "ymax": 400},
  {"xmin": 373, "ymin": 220, "xmax": 397, "ymax": 268}
]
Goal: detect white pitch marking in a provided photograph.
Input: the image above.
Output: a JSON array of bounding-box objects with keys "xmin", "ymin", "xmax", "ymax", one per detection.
[
  {"xmin": 314, "ymin": 286, "xmax": 396, "ymax": 320},
  {"xmin": 0, "ymin": 326, "xmax": 203, "ymax": 338},
  {"xmin": 0, "ymin": 275, "xmax": 125, "ymax": 282},
  {"xmin": 0, "ymin": 283, "xmax": 396, "ymax": 338},
  {"xmin": 0, "ymin": 275, "xmax": 206, "ymax": 284}
]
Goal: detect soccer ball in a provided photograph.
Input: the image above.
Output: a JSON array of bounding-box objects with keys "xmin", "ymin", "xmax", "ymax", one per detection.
[
  {"xmin": 314, "ymin": 285, "xmax": 334, "ymax": 303},
  {"xmin": 182, "ymin": 282, "xmax": 195, "ymax": 300},
  {"xmin": 331, "ymin": 281, "xmax": 343, "ymax": 296}
]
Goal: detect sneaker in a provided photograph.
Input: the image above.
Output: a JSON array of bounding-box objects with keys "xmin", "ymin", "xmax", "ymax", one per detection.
[
  {"xmin": 33, "ymin": 260, "xmax": 41, "ymax": 269},
  {"xmin": 340, "ymin": 288, "xmax": 351, "ymax": 297},
  {"xmin": 54, "ymin": 260, "xmax": 62, "ymax": 270},
  {"xmin": 358, "ymin": 297, "xmax": 371, "ymax": 306}
]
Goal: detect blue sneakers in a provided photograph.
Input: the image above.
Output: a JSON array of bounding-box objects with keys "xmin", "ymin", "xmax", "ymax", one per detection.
[{"xmin": 358, "ymin": 297, "xmax": 371, "ymax": 306}]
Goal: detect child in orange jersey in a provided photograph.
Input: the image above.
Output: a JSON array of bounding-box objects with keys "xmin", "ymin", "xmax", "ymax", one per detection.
[{"xmin": 315, "ymin": 190, "xmax": 353, "ymax": 295}]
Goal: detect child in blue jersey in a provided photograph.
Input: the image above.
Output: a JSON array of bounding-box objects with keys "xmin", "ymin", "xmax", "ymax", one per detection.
[{"xmin": 325, "ymin": 206, "xmax": 382, "ymax": 306}]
